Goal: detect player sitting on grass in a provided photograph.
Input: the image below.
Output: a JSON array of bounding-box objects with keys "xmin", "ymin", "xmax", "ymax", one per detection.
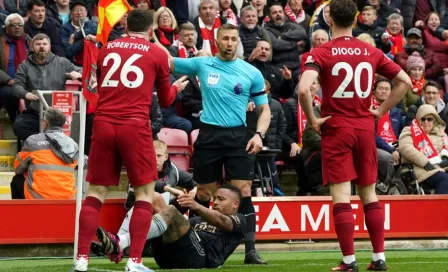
[{"xmin": 93, "ymin": 185, "xmax": 247, "ymax": 269}]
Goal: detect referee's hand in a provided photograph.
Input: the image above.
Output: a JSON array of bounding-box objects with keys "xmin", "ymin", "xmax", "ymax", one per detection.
[{"xmin": 246, "ymin": 134, "xmax": 263, "ymax": 154}]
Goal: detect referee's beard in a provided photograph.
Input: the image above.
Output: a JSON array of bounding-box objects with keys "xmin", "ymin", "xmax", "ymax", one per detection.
[{"xmin": 217, "ymin": 44, "xmax": 237, "ymax": 61}]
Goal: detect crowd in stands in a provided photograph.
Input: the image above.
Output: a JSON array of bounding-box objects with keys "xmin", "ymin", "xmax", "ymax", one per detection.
[{"xmin": 5, "ymin": 0, "xmax": 448, "ymax": 199}]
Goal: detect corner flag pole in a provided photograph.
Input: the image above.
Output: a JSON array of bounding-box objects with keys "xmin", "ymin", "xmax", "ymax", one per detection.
[{"xmin": 73, "ymin": 93, "xmax": 87, "ymax": 260}]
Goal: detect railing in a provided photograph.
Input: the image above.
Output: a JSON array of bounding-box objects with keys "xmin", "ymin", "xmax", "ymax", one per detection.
[{"xmin": 34, "ymin": 89, "xmax": 87, "ymax": 260}]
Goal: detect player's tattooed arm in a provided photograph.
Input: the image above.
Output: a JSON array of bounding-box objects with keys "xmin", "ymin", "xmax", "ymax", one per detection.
[
  {"xmin": 158, "ymin": 205, "xmax": 191, "ymax": 243},
  {"xmin": 177, "ymin": 194, "xmax": 234, "ymax": 232}
]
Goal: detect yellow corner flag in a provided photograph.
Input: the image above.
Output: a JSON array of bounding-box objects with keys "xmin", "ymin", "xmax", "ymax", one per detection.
[{"xmin": 96, "ymin": 0, "xmax": 132, "ymax": 45}]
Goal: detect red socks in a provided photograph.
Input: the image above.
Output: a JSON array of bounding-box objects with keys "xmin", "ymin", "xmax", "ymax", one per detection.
[
  {"xmin": 77, "ymin": 196, "xmax": 103, "ymax": 256},
  {"xmin": 129, "ymin": 201, "xmax": 153, "ymax": 261},
  {"xmin": 364, "ymin": 201, "xmax": 385, "ymax": 253},
  {"xmin": 333, "ymin": 203, "xmax": 355, "ymax": 256}
]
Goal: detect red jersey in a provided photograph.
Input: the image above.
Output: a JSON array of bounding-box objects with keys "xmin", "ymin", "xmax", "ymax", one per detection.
[
  {"xmin": 305, "ymin": 36, "xmax": 402, "ymax": 131},
  {"xmin": 95, "ymin": 36, "xmax": 175, "ymax": 126}
]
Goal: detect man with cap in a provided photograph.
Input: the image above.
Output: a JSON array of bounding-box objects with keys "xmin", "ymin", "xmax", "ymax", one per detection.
[
  {"xmin": 394, "ymin": 28, "xmax": 443, "ymax": 80},
  {"xmin": 60, "ymin": 0, "xmax": 98, "ymax": 66}
]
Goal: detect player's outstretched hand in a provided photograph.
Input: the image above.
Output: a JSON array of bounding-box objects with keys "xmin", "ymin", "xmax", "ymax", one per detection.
[
  {"xmin": 311, "ymin": 116, "xmax": 331, "ymax": 134},
  {"xmin": 177, "ymin": 193, "xmax": 199, "ymax": 211},
  {"xmin": 246, "ymin": 134, "xmax": 263, "ymax": 154},
  {"xmin": 172, "ymin": 76, "xmax": 189, "ymax": 92}
]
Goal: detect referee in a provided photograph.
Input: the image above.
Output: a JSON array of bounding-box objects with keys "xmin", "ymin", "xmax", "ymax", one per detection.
[{"xmin": 167, "ymin": 24, "xmax": 271, "ymax": 264}]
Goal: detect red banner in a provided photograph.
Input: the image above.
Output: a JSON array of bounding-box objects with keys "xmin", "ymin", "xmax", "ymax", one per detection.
[
  {"xmin": 52, "ymin": 92, "xmax": 73, "ymax": 135},
  {"xmin": 253, "ymin": 196, "xmax": 448, "ymax": 240},
  {"xmin": 0, "ymin": 196, "xmax": 447, "ymax": 244}
]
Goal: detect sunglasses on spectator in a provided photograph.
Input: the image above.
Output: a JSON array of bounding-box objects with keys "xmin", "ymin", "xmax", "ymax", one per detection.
[
  {"xmin": 421, "ymin": 117, "xmax": 434, "ymax": 123},
  {"xmin": 8, "ymin": 23, "xmax": 23, "ymax": 28}
]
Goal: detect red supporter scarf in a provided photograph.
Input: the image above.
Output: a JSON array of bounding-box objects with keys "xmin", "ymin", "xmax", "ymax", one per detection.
[
  {"xmin": 371, "ymin": 97, "xmax": 397, "ymax": 143},
  {"xmin": 9, "ymin": 35, "xmax": 27, "ymax": 70},
  {"xmin": 386, "ymin": 29, "xmax": 405, "ymax": 55},
  {"xmin": 198, "ymin": 17, "xmax": 221, "ymax": 55},
  {"xmin": 218, "ymin": 9, "xmax": 238, "ymax": 26},
  {"xmin": 297, "ymin": 96, "xmax": 321, "ymax": 145},
  {"xmin": 285, "ymin": 4, "xmax": 306, "ymax": 24},
  {"xmin": 410, "ymin": 118, "xmax": 448, "ymax": 164},
  {"xmin": 157, "ymin": 27, "xmax": 178, "ymax": 47},
  {"xmin": 177, "ymin": 41, "xmax": 197, "ymax": 58},
  {"xmin": 411, "ymin": 76, "xmax": 425, "ymax": 95}
]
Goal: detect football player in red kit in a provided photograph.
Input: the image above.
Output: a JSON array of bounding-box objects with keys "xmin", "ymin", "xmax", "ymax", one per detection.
[
  {"xmin": 298, "ymin": 0, "xmax": 411, "ymax": 271},
  {"xmin": 72, "ymin": 9, "xmax": 186, "ymax": 272}
]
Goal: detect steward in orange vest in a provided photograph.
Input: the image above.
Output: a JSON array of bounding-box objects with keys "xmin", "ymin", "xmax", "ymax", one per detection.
[{"xmin": 14, "ymin": 108, "xmax": 79, "ymax": 199}]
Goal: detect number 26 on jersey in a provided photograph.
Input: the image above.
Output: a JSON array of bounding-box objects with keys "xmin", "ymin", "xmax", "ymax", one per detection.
[
  {"xmin": 332, "ymin": 62, "xmax": 373, "ymax": 99},
  {"xmin": 101, "ymin": 53, "xmax": 144, "ymax": 89}
]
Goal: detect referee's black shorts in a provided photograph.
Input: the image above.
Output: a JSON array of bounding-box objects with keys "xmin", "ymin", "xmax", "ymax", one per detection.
[{"xmin": 192, "ymin": 123, "xmax": 256, "ymax": 184}]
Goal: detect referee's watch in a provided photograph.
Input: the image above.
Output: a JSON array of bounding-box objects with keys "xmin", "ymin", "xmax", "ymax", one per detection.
[{"xmin": 255, "ymin": 132, "xmax": 265, "ymax": 139}]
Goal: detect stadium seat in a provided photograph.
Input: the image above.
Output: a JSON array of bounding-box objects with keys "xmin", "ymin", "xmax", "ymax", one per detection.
[
  {"xmin": 158, "ymin": 128, "xmax": 188, "ymax": 146},
  {"xmin": 158, "ymin": 128, "xmax": 192, "ymax": 171},
  {"xmin": 190, "ymin": 129, "xmax": 199, "ymax": 146}
]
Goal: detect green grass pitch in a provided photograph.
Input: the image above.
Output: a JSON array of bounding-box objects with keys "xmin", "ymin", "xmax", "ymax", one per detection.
[{"xmin": 0, "ymin": 250, "xmax": 447, "ymax": 271}]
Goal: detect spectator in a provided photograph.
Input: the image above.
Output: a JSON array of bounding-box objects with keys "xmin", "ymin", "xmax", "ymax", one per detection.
[
  {"xmin": 365, "ymin": 0, "xmax": 395, "ymax": 28},
  {"xmin": 282, "ymin": 81, "xmax": 320, "ymax": 196},
  {"xmin": 371, "ymin": 79, "xmax": 402, "ymax": 190},
  {"xmin": 250, "ymin": 0, "xmax": 269, "ymax": 26},
  {"xmin": 310, "ymin": 3, "xmax": 330, "ymax": 39},
  {"xmin": 45, "ymin": 0, "xmax": 70, "ymax": 29},
  {"xmin": 60, "ymin": 0, "xmax": 98, "ymax": 65},
  {"xmin": 108, "ymin": 12, "xmax": 127, "ymax": 41},
  {"xmin": 300, "ymin": 29, "xmax": 328, "ymax": 74},
  {"xmin": 420, "ymin": 12, "xmax": 448, "ymax": 71},
  {"xmin": 247, "ymin": 80, "xmax": 286, "ymax": 195},
  {"xmin": 394, "ymin": 28, "xmax": 443, "ymax": 80},
  {"xmin": 301, "ymin": 103, "xmax": 322, "ymax": 195},
  {"xmin": 403, "ymin": 52, "xmax": 427, "ymax": 108},
  {"xmin": 284, "ymin": 0, "xmax": 310, "ymax": 34},
  {"xmin": 405, "ymin": 80, "xmax": 448, "ymax": 127},
  {"xmin": 133, "ymin": 0, "xmax": 154, "ymax": 11},
  {"xmin": 24, "ymin": 0, "xmax": 65, "ymax": 57},
  {"xmin": 386, "ymin": 13, "xmax": 406, "ymax": 57},
  {"xmin": 12, "ymin": 33, "xmax": 81, "ymax": 142},
  {"xmin": 248, "ymin": 39, "xmax": 294, "ymax": 100},
  {"xmin": 123, "ymin": 139, "xmax": 197, "ymax": 213},
  {"xmin": 153, "ymin": 7, "xmax": 178, "ymax": 48},
  {"xmin": 353, "ymin": 5, "xmax": 391, "ymax": 54},
  {"xmin": 192, "ymin": 0, "xmax": 226, "ymax": 55},
  {"xmin": 357, "ymin": 32, "xmax": 377, "ymax": 46},
  {"xmin": 4, "ymin": 0, "xmax": 28, "ymax": 17},
  {"xmin": 239, "ymin": 5, "xmax": 271, "ymax": 60},
  {"xmin": 151, "ymin": 93, "xmax": 163, "ymax": 139},
  {"xmin": 166, "ymin": 0, "xmax": 189, "ymax": 25},
  {"xmin": 264, "ymin": 3, "xmax": 307, "ymax": 81},
  {"xmin": 167, "ymin": 23, "xmax": 202, "ymax": 130},
  {"xmin": 11, "ymin": 108, "xmax": 79, "ymax": 199},
  {"xmin": 218, "ymin": 0, "xmax": 239, "ymax": 26},
  {"xmin": 398, "ymin": 104, "xmax": 448, "ymax": 194},
  {"xmin": 161, "ymin": 75, "xmax": 191, "ymax": 134},
  {"xmin": 401, "ymin": 0, "xmax": 445, "ymax": 30},
  {"xmin": 0, "ymin": 13, "xmax": 30, "ymax": 123}
]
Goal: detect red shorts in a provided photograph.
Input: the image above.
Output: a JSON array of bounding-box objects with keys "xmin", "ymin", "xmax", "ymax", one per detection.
[
  {"xmin": 321, "ymin": 127, "xmax": 377, "ymax": 186},
  {"xmin": 86, "ymin": 121, "xmax": 158, "ymax": 187}
]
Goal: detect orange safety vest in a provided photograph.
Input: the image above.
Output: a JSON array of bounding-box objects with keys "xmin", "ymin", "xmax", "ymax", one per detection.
[{"xmin": 14, "ymin": 133, "xmax": 77, "ymax": 199}]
